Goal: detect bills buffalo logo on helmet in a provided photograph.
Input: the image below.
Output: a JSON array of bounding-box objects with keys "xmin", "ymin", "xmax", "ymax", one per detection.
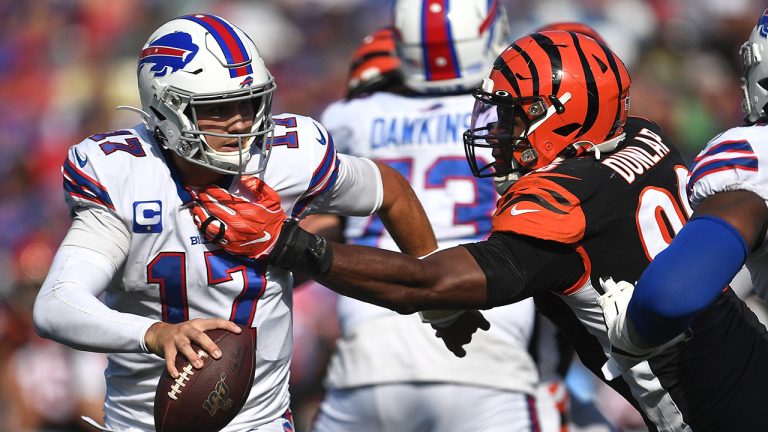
[
  {"xmin": 759, "ymin": 8, "xmax": 768, "ymax": 38},
  {"xmin": 239, "ymin": 76, "xmax": 254, "ymax": 88},
  {"xmin": 138, "ymin": 32, "xmax": 199, "ymax": 77}
]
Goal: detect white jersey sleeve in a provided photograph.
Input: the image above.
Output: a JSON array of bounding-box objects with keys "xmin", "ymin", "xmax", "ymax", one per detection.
[
  {"xmin": 687, "ymin": 124, "xmax": 768, "ymax": 207},
  {"xmin": 688, "ymin": 123, "xmax": 768, "ymax": 302},
  {"xmin": 46, "ymin": 125, "xmax": 304, "ymax": 430},
  {"xmin": 34, "ymin": 207, "xmax": 157, "ymax": 353},
  {"xmin": 262, "ymin": 114, "xmax": 383, "ymax": 218}
]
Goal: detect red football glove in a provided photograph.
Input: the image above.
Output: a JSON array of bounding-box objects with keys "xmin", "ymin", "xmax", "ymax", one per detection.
[{"xmin": 190, "ymin": 177, "xmax": 286, "ymax": 259}]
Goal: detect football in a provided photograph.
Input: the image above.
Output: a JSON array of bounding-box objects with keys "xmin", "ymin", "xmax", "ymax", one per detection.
[{"xmin": 154, "ymin": 326, "xmax": 256, "ymax": 432}]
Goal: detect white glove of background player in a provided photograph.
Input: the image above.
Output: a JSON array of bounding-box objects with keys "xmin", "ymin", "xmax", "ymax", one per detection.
[{"xmin": 597, "ymin": 278, "xmax": 689, "ymax": 380}]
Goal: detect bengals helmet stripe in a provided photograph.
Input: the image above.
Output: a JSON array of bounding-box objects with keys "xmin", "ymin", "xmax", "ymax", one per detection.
[
  {"xmin": 569, "ymin": 33, "xmax": 600, "ymax": 140},
  {"xmin": 421, "ymin": 0, "xmax": 461, "ymax": 81},
  {"xmin": 531, "ymin": 32, "xmax": 563, "ymax": 95},
  {"xmin": 493, "ymin": 55, "xmax": 521, "ymax": 96},
  {"xmin": 512, "ymin": 43, "xmax": 541, "ymax": 96},
  {"xmin": 598, "ymin": 43, "xmax": 627, "ymax": 139}
]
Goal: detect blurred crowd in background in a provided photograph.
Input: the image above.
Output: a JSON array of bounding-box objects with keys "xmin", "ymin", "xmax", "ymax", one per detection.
[{"xmin": 0, "ymin": 0, "xmax": 764, "ymax": 431}]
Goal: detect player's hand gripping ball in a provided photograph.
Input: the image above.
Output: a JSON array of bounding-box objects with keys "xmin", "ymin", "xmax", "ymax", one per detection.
[
  {"xmin": 154, "ymin": 325, "xmax": 256, "ymax": 432},
  {"xmin": 190, "ymin": 177, "xmax": 286, "ymax": 259}
]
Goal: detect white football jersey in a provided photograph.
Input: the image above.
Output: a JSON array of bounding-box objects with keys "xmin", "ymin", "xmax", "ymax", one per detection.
[
  {"xmin": 61, "ymin": 114, "xmax": 379, "ymax": 431},
  {"xmin": 688, "ymin": 122, "xmax": 768, "ymax": 300},
  {"xmin": 320, "ymin": 92, "xmax": 539, "ymax": 392}
]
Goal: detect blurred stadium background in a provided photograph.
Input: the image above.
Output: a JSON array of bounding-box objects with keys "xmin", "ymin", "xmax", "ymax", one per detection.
[{"xmin": 0, "ymin": 0, "xmax": 762, "ymax": 431}]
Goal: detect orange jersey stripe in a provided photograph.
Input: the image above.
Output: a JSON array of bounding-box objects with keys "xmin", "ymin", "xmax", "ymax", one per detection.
[{"xmin": 492, "ymin": 173, "xmax": 586, "ymax": 243}]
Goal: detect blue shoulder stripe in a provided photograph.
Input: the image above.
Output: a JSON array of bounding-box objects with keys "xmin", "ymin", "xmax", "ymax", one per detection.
[
  {"xmin": 687, "ymin": 157, "xmax": 758, "ymax": 192},
  {"xmin": 62, "ymin": 158, "xmax": 115, "ymax": 210}
]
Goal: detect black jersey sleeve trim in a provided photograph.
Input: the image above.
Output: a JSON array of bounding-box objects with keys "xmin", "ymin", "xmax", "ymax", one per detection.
[{"xmin": 462, "ymin": 232, "xmax": 585, "ymax": 308}]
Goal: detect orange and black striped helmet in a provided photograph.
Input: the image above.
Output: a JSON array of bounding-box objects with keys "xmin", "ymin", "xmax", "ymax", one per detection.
[
  {"xmin": 536, "ymin": 21, "xmax": 607, "ymax": 46},
  {"xmin": 464, "ymin": 30, "xmax": 630, "ymax": 177},
  {"xmin": 346, "ymin": 27, "xmax": 403, "ymax": 99}
]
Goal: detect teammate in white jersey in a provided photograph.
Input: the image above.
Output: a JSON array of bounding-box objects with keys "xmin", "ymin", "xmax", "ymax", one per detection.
[
  {"xmin": 598, "ymin": 9, "xmax": 768, "ymax": 366},
  {"xmin": 313, "ymin": 2, "xmax": 551, "ymax": 430},
  {"xmin": 32, "ymin": 14, "xmax": 436, "ymax": 432}
]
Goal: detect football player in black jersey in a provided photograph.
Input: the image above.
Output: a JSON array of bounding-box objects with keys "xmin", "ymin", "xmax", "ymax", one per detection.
[{"xmin": 194, "ymin": 30, "xmax": 768, "ymax": 431}]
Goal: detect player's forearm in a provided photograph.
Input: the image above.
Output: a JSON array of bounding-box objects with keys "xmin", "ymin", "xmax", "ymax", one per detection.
[
  {"xmin": 375, "ymin": 161, "xmax": 438, "ymax": 257},
  {"xmin": 34, "ymin": 245, "xmax": 157, "ymax": 353},
  {"xmin": 270, "ymin": 223, "xmax": 484, "ymax": 312},
  {"xmin": 316, "ymin": 243, "xmax": 434, "ymax": 313}
]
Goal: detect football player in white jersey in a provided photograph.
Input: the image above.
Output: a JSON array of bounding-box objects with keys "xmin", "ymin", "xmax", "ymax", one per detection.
[
  {"xmin": 32, "ymin": 14, "xmax": 436, "ymax": 432},
  {"xmin": 196, "ymin": 30, "xmax": 768, "ymax": 431},
  {"xmin": 596, "ymin": 9, "xmax": 768, "ymax": 371},
  {"xmin": 312, "ymin": 2, "xmax": 555, "ymax": 431}
]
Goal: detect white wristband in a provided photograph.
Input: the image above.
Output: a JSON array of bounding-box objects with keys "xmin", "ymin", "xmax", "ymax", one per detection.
[{"xmin": 418, "ymin": 309, "xmax": 466, "ymax": 328}]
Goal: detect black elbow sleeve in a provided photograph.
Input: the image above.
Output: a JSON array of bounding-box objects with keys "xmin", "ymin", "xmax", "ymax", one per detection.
[
  {"xmin": 462, "ymin": 239, "xmax": 527, "ymax": 308},
  {"xmin": 462, "ymin": 232, "xmax": 584, "ymax": 308}
]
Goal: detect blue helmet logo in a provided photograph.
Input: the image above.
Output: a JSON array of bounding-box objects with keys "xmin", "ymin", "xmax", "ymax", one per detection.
[
  {"xmin": 760, "ymin": 9, "xmax": 768, "ymax": 38},
  {"xmin": 139, "ymin": 32, "xmax": 199, "ymax": 77}
]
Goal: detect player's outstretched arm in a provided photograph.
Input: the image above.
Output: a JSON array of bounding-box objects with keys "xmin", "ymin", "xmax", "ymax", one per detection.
[
  {"xmin": 318, "ymin": 241, "xmax": 486, "ymax": 313},
  {"xmin": 373, "ymin": 161, "xmax": 438, "ymax": 257},
  {"xmin": 628, "ymin": 190, "xmax": 768, "ymax": 346}
]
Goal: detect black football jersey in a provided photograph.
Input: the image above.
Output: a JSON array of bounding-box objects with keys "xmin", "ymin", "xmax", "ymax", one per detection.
[{"xmin": 481, "ymin": 117, "xmax": 768, "ymax": 431}]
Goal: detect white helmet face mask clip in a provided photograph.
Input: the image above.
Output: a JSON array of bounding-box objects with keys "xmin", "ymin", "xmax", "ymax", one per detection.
[{"xmin": 137, "ymin": 14, "xmax": 277, "ymax": 175}]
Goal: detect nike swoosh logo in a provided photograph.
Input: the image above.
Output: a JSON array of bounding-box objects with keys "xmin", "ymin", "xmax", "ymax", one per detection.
[
  {"xmin": 74, "ymin": 148, "xmax": 88, "ymax": 168},
  {"xmin": 510, "ymin": 205, "xmax": 540, "ymax": 216},
  {"xmin": 240, "ymin": 232, "xmax": 272, "ymax": 246},
  {"xmin": 313, "ymin": 123, "xmax": 327, "ymax": 145}
]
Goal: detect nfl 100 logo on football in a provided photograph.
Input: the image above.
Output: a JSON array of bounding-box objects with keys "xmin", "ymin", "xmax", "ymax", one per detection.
[{"xmin": 133, "ymin": 200, "xmax": 163, "ymax": 233}]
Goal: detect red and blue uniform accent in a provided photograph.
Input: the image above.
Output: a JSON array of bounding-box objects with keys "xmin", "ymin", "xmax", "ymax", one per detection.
[
  {"xmin": 291, "ymin": 132, "xmax": 340, "ymax": 218},
  {"xmin": 686, "ymin": 139, "xmax": 758, "ymax": 195},
  {"xmin": 420, "ymin": 0, "xmax": 498, "ymax": 81},
  {"xmin": 182, "ymin": 14, "xmax": 253, "ymax": 78},
  {"xmin": 421, "ymin": 0, "xmax": 460, "ymax": 81},
  {"xmin": 62, "ymin": 155, "xmax": 115, "ymax": 211},
  {"xmin": 138, "ymin": 32, "xmax": 199, "ymax": 77},
  {"xmin": 758, "ymin": 8, "xmax": 768, "ymax": 38}
]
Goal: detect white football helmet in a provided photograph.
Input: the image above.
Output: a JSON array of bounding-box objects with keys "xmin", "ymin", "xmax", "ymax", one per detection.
[
  {"xmin": 741, "ymin": 9, "xmax": 768, "ymax": 124},
  {"xmin": 137, "ymin": 14, "xmax": 276, "ymax": 175},
  {"xmin": 393, "ymin": 0, "xmax": 510, "ymax": 94}
]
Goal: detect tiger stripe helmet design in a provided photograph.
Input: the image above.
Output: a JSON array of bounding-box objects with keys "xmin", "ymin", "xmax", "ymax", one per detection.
[
  {"xmin": 346, "ymin": 27, "xmax": 402, "ymax": 99},
  {"xmin": 464, "ymin": 30, "xmax": 630, "ymax": 176},
  {"xmin": 536, "ymin": 21, "xmax": 607, "ymax": 47}
]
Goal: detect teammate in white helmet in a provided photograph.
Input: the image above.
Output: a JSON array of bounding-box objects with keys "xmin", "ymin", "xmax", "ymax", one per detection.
[{"xmin": 32, "ymin": 13, "xmax": 436, "ymax": 432}]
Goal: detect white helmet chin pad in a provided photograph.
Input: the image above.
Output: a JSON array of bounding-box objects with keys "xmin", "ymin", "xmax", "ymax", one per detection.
[
  {"xmin": 137, "ymin": 14, "xmax": 276, "ymax": 175},
  {"xmin": 741, "ymin": 10, "xmax": 768, "ymax": 124}
]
